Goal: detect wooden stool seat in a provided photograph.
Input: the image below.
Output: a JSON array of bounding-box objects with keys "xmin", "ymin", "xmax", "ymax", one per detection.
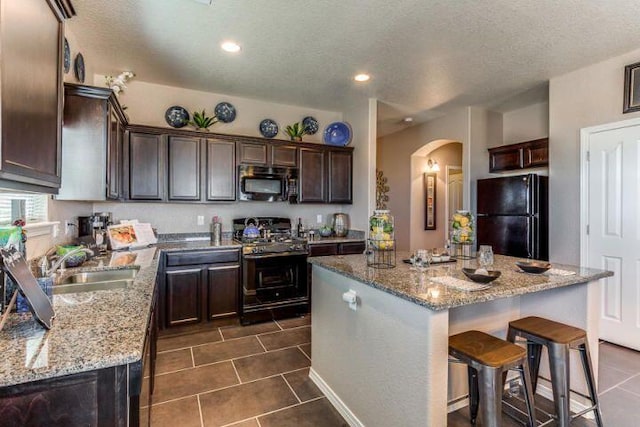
[
  {"xmin": 449, "ymin": 330, "xmax": 536, "ymax": 426},
  {"xmin": 449, "ymin": 330, "xmax": 527, "ymax": 368},
  {"xmin": 508, "ymin": 316, "xmax": 586, "ymax": 344}
]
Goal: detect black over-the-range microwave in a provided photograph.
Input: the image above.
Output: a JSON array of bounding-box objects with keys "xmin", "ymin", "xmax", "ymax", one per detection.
[{"xmin": 238, "ymin": 165, "xmax": 298, "ymax": 202}]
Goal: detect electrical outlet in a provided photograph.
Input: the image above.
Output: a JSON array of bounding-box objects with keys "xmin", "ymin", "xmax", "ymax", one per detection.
[
  {"xmin": 64, "ymin": 220, "xmax": 74, "ymax": 236},
  {"xmin": 197, "ymin": 215, "xmax": 204, "ymax": 226},
  {"xmin": 316, "ymin": 214, "xmax": 323, "ymax": 224},
  {"xmin": 52, "ymin": 224, "xmax": 59, "ymax": 238}
]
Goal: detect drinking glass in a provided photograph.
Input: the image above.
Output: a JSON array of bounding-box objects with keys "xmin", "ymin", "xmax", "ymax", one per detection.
[
  {"xmin": 414, "ymin": 249, "xmax": 432, "ymax": 272},
  {"xmin": 478, "ymin": 245, "xmax": 494, "ymax": 269}
]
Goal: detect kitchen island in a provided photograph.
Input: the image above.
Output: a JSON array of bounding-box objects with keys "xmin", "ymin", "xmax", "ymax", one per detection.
[{"xmin": 308, "ymin": 253, "xmax": 612, "ymax": 426}]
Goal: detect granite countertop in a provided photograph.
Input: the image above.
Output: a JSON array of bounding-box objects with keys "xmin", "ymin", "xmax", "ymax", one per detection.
[
  {"xmin": 0, "ymin": 240, "xmax": 242, "ymax": 388},
  {"xmin": 309, "ymin": 253, "xmax": 613, "ymax": 311},
  {"xmin": 307, "ymin": 236, "xmax": 365, "ymax": 245}
]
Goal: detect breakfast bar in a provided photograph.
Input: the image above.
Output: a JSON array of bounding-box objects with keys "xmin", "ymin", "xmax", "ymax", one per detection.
[{"xmin": 308, "ymin": 253, "xmax": 612, "ymax": 426}]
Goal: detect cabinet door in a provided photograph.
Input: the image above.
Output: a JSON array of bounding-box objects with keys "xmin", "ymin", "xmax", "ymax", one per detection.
[
  {"xmin": 489, "ymin": 147, "xmax": 522, "ymax": 172},
  {"xmin": 327, "ymin": 150, "xmax": 353, "ymax": 203},
  {"xmin": 298, "ymin": 148, "xmax": 326, "ymax": 203},
  {"xmin": 206, "ymin": 139, "xmax": 236, "ymax": 201},
  {"xmin": 207, "ymin": 265, "xmax": 240, "ymax": 319},
  {"xmin": 168, "ymin": 136, "xmax": 201, "ymax": 201},
  {"xmin": 339, "ymin": 241, "xmax": 366, "ymax": 255},
  {"xmin": 272, "ymin": 145, "xmax": 298, "ymax": 167},
  {"xmin": 129, "ymin": 132, "xmax": 166, "ymax": 200},
  {"xmin": 0, "ymin": 0, "xmax": 64, "ymax": 189},
  {"xmin": 165, "ymin": 267, "xmax": 204, "ymax": 327},
  {"xmin": 106, "ymin": 108, "xmax": 123, "ymax": 200},
  {"xmin": 308, "ymin": 243, "xmax": 338, "ymax": 257},
  {"xmin": 237, "ymin": 141, "xmax": 268, "ymax": 165},
  {"xmin": 523, "ymin": 138, "xmax": 549, "ymax": 168}
]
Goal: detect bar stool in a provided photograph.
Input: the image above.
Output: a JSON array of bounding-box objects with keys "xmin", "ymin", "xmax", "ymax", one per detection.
[
  {"xmin": 449, "ymin": 330, "xmax": 537, "ymax": 427},
  {"xmin": 507, "ymin": 316, "xmax": 603, "ymax": 427}
]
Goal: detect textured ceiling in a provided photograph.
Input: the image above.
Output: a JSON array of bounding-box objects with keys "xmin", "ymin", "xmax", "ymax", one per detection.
[{"xmin": 70, "ymin": 0, "xmax": 640, "ymax": 128}]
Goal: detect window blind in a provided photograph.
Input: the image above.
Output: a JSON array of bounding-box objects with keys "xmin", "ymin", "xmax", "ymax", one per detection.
[{"xmin": 0, "ymin": 191, "xmax": 49, "ymax": 224}]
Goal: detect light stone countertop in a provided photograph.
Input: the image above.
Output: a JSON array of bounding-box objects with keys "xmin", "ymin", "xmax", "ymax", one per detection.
[
  {"xmin": 307, "ymin": 236, "xmax": 365, "ymax": 245},
  {"xmin": 0, "ymin": 239, "xmax": 241, "ymax": 388},
  {"xmin": 309, "ymin": 253, "xmax": 613, "ymax": 311}
]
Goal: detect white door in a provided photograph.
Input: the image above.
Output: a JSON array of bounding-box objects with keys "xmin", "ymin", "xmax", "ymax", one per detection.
[
  {"xmin": 586, "ymin": 123, "xmax": 640, "ymax": 350},
  {"xmin": 446, "ymin": 166, "xmax": 463, "ymax": 232}
]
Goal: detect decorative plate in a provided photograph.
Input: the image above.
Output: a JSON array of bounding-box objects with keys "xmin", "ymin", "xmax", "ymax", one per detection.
[
  {"xmin": 302, "ymin": 116, "xmax": 319, "ymax": 135},
  {"xmin": 215, "ymin": 102, "xmax": 236, "ymax": 123},
  {"xmin": 74, "ymin": 53, "xmax": 85, "ymax": 83},
  {"xmin": 63, "ymin": 38, "xmax": 71, "ymax": 74},
  {"xmin": 165, "ymin": 106, "xmax": 190, "ymax": 128},
  {"xmin": 259, "ymin": 119, "xmax": 279, "ymax": 138},
  {"xmin": 515, "ymin": 261, "xmax": 551, "ymax": 274},
  {"xmin": 323, "ymin": 121, "xmax": 352, "ymax": 146}
]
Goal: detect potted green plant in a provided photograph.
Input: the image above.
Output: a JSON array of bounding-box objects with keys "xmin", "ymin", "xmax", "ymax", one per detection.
[
  {"xmin": 189, "ymin": 110, "xmax": 218, "ymax": 131},
  {"xmin": 284, "ymin": 122, "xmax": 307, "ymax": 141}
]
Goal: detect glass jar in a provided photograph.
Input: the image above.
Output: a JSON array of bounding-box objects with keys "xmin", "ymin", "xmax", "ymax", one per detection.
[
  {"xmin": 369, "ymin": 210, "xmax": 394, "ymax": 250},
  {"xmin": 450, "ymin": 210, "xmax": 475, "ymax": 245}
]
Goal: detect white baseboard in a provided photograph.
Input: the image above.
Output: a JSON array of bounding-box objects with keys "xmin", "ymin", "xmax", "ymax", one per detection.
[{"xmin": 308, "ymin": 368, "xmax": 365, "ymax": 427}]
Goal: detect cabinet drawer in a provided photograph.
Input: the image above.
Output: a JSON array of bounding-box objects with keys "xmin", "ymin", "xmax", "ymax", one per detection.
[
  {"xmin": 308, "ymin": 243, "xmax": 338, "ymax": 257},
  {"xmin": 166, "ymin": 249, "xmax": 240, "ymax": 266},
  {"xmin": 339, "ymin": 241, "xmax": 366, "ymax": 255}
]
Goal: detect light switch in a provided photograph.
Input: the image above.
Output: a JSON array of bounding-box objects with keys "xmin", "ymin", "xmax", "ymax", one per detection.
[{"xmin": 197, "ymin": 215, "xmax": 204, "ymax": 226}]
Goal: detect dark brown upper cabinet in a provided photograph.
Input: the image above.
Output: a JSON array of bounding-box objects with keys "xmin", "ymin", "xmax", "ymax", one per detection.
[
  {"xmin": 238, "ymin": 140, "xmax": 299, "ymax": 167},
  {"xmin": 488, "ymin": 138, "xmax": 548, "ymax": 173},
  {"xmin": 298, "ymin": 147, "xmax": 326, "ymax": 203},
  {"xmin": 127, "ymin": 132, "xmax": 166, "ymax": 200},
  {"xmin": 206, "ymin": 139, "xmax": 236, "ymax": 201},
  {"xmin": 0, "ymin": 0, "xmax": 73, "ymax": 192},
  {"xmin": 168, "ymin": 136, "xmax": 201, "ymax": 201},
  {"xmin": 327, "ymin": 150, "xmax": 353, "ymax": 204},
  {"xmin": 58, "ymin": 84, "xmax": 127, "ymax": 201}
]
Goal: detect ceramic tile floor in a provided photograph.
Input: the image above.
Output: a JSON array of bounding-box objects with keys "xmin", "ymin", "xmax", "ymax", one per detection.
[
  {"xmin": 150, "ymin": 319, "xmax": 640, "ymax": 427},
  {"xmin": 149, "ymin": 316, "xmax": 347, "ymax": 427}
]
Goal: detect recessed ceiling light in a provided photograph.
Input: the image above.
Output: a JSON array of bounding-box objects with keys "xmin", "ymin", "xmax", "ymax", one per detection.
[
  {"xmin": 354, "ymin": 73, "xmax": 370, "ymax": 82},
  {"xmin": 221, "ymin": 41, "xmax": 241, "ymax": 53},
  {"xmin": 403, "ymin": 117, "xmax": 414, "ymax": 123}
]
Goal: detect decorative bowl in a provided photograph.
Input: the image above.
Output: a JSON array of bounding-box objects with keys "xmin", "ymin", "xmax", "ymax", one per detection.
[
  {"xmin": 515, "ymin": 261, "xmax": 551, "ymax": 274},
  {"xmin": 462, "ymin": 268, "xmax": 501, "ymax": 283},
  {"xmin": 323, "ymin": 122, "xmax": 352, "ymax": 146},
  {"xmin": 259, "ymin": 119, "xmax": 279, "ymax": 138},
  {"xmin": 303, "ymin": 116, "xmax": 319, "ymax": 135},
  {"xmin": 165, "ymin": 106, "xmax": 190, "ymax": 128},
  {"xmin": 214, "ymin": 102, "xmax": 236, "ymax": 123},
  {"xmin": 56, "ymin": 245, "xmax": 87, "ymax": 267},
  {"xmin": 318, "ymin": 227, "xmax": 333, "ymax": 237}
]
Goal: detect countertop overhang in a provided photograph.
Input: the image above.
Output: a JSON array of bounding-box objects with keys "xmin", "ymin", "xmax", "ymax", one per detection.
[{"xmin": 309, "ymin": 253, "xmax": 613, "ymax": 311}]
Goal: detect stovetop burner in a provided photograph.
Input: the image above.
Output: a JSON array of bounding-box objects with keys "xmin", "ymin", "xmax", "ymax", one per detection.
[{"xmin": 233, "ymin": 217, "xmax": 307, "ymax": 256}]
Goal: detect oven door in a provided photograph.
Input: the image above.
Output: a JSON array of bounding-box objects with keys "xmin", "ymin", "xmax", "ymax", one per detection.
[{"xmin": 243, "ymin": 254, "xmax": 308, "ymax": 308}]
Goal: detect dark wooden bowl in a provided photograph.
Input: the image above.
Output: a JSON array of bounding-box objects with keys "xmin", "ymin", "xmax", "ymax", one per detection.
[
  {"xmin": 515, "ymin": 261, "xmax": 551, "ymax": 274},
  {"xmin": 462, "ymin": 268, "xmax": 501, "ymax": 283}
]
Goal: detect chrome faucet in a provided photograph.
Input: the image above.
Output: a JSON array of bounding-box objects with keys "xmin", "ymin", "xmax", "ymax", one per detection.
[{"xmin": 40, "ymin": 247, "xmax": 94, "ymax": 277}]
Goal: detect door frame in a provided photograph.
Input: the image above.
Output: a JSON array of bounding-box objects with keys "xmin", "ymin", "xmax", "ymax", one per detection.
[
  {"xmin": 445, "ymin": 165, "xmax": 462, "ymax": 236},
  {"xmin": 579, "ymin": 116, "xmax": 640, "ymax": 267}
]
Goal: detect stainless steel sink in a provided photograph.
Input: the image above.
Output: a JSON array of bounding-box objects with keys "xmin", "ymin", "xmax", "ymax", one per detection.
[
  {"xmin": 59, "ymin": 268, "xmax": 138, "ymax": 284},
  {"xmin": 54, "ymin": 269, "xmax": 138, "ymax": 294}
]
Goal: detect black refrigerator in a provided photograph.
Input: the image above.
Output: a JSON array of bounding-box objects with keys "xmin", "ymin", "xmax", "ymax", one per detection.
[{"xmin": 476, "ymin": 174, "xmax": 548, "ymax": 260}]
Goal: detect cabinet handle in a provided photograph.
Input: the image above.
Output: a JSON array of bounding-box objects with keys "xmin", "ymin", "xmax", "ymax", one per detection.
[{"xmin": 208, "ymin": 265, "xmax": 240, "ymax": 271}]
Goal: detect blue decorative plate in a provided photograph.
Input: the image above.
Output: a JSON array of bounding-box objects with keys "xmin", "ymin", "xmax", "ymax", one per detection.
[
  {"xmin": 215, "ymin": 102, "xmax": 236, "ymax": 123},
  {"xmin": 165, "ymin": 106, "xmax": 190, "ymax": 128},
  {"xmin": 302, "ymin": 116, "xmax": 319, "ymax": 135},
  {"xmin": 63, "ymin": 38, "xmax": 70, "ymax": 74},
  {"xmin": 323, "ymin": 122, "xmax": 352, "ymax": 146},
  {"xmin": 259, "ymin": 119, "xmax": 279, "ymax": 138},
  {"xmin": 74, "ymin": 53, "xmax": 85, "ymax": 83}
]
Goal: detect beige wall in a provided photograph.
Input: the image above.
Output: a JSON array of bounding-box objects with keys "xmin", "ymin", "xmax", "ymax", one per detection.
[
  {"xmin": 468, "ymin": 107, "xmax": 503, "ymax": 211},
  {"xmin": 377, "ymin": 108, "xmax": 470, "ymax": 251},
  {"xmin": 411, "ymin": 143, "xmax": 463, "ymax": 250},
  {"xmin": 549, "ymin": 47, "xmax": 640, "ymax": 264},
  {"xmin": 502, "ymin": 102, "xmax": 549, "ymax": 146},
  {"xmin": 64, "ymin": 23, "xmax": 96, "ymax": 84}
]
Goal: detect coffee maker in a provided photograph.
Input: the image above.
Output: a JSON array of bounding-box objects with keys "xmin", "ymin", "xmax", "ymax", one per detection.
[{"xmin": 78, "ymin": 213, "xmax": 112, "ymax": 251}]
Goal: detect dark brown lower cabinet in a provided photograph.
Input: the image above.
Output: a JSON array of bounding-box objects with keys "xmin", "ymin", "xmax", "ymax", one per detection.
[
  {"xmin": 165, "ymin": 267, "xmax": 204, "ymax": 327},
  {"xmin": 0, "ymin": 291, "xmax": 158, "ymax": 427},
  {"xmin": 160, "ymin": 249, "xmax": 241, "ymax": 329}
]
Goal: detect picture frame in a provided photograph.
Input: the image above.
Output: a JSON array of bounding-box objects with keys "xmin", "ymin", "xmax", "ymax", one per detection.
[
  {"xmin": 424, "ymin": 173, "xmax": 436, "ymax": 230},
  {"xmin": 623, "ymin": 61, "xmax": 640, "ymax": 113}
]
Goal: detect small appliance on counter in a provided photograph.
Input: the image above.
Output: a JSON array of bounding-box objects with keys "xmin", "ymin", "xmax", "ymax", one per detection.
[
  {"xmin": 332, "ymin": 213, "xmax": 349, "ymax": 237},
  {"xmin": 78, "ymin": 212, "xmax": 112, "ymax": 252}
]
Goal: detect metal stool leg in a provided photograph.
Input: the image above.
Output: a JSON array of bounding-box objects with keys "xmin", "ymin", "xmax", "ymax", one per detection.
[
  {"xmin": 468, "ymin": 366, "xmax": 480, "ymax": 425},
  {"xmin": 548, "ymin": 343, "xmax": 571, "ymax": 427},
  {"xmin": 478, "ymin": 366, "xmax": 503, "ymax": 427},
  {"xmin": 519, "ymin": 360, "xmax": 537, "ymax": 427},
  {"xmin": 578, "ymin": 342, "xmax": 604, "ymax": 427},
  {"xmin": 527, "ymin": 341, "xmax": 543, "ymax": 394}
]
